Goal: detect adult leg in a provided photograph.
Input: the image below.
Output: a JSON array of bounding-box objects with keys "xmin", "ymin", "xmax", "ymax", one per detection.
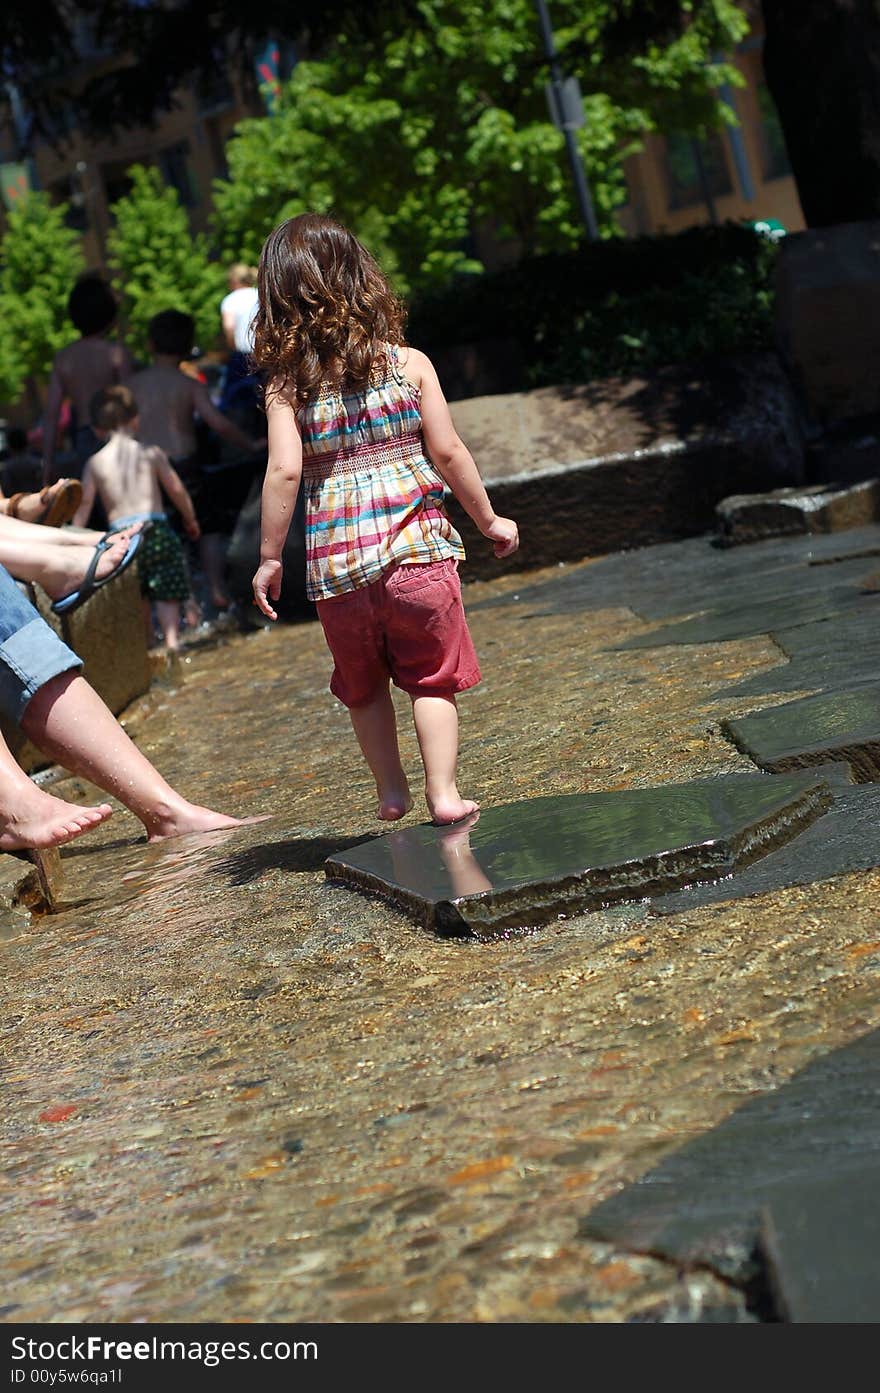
[
  {"xmin": 0, "ymin": 514, "xmax": 121, "ymax": 547},
  {"xmin": 0, "ymin": 534, "xmax": 131, "ymax": 601},
  {"xmin": 410, "ymin": 692, "xmax": 478, "ymax": 824},
  {"xmin": 348, "ymin": 683, "xmax": 412, "ymax": 820},
  {"xmin": 20, "ymin": 671, "xmax": 251, "ymax": 840},
  {"xmin": 0, "ymin": 728, "xmax": 112, "ymax": 850}
]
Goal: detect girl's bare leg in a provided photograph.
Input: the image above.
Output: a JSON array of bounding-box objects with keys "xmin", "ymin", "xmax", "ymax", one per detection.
[
  {"xmin": 348, "ymin": 683, "xmax": 412, "ymax": 820},
  {"xmin": 410, "ymin": 692, "xmax": 478, "ymax": 825},
  {"xmin": 20, "ymin": 672, "xmax": 252, "ymax": 841},
  {"xmin": 0, "ymin": 725, "xmax": 112, "ymax": 851}
]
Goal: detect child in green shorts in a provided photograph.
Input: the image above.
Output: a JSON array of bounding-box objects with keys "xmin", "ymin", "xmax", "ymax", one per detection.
[{"xmin": 73, "ymin": 386, "xmax": 200, "ymax": 652}]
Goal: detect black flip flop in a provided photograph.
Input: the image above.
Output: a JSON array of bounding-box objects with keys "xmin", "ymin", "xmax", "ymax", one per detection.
[{"xmin": 52, "ymin": 532, "xmax": 144, "ymax": 615}]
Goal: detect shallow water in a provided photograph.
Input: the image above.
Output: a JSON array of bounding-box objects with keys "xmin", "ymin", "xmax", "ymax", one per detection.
[{"xmin": 3, "ymin": 556, "xmax": 880, "ymax": 1323}]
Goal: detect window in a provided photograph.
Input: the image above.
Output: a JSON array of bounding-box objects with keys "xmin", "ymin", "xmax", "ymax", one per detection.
[
  {"xmin": 756, "ymin": 84, "xmax": 791, "ymax": 181},
  {"xmin": 49, "ymin": 176, "xmax": 88, "ymax": 231},
  {"xmin": 664, "ymin": 131, "xmax": 733, "ymax": 210},
  {"xmin": 102, "ymin": 161, "xmax": 134, "ymax": 209},
  {"xmin": 158, "ymin": 141, "xmax": 196, "ymax": 207}
]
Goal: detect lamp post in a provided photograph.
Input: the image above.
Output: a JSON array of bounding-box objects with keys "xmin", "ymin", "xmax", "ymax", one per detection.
[{"xmin": 534, "ymin": 0, "xmax": 599, "ymax": 241}]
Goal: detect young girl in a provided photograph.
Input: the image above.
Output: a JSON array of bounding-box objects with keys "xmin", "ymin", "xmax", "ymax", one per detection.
[{"xmin": 251, "ymin": 213, "xmax": 518, "ymax": 825}]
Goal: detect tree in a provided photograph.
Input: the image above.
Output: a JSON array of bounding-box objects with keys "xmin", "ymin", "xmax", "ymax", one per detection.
[
  {"xmin": 3, "ymin": 1, "xmax": 416, "ymax": 144},
  {"xmin": 0, "ymin": 193, "xmax": 83, "ymax": 405},
  {"xmin": 212, "ymin": 0, "xmax": 748, "ymax": 295},
  {"xmin": 106, "ymin": 165, "xmax": 227, "ymax": 358},
  {"xmin": 762, "ymin": 0, "xmax": 880, "ymax": 227}
]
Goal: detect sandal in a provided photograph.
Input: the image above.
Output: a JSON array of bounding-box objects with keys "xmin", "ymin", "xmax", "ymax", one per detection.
[
  {"xmin": 7, "ymin": 480, "xmax": 83, "ymax": 527},
  {"xmin": 38, "ymin": 479, "xmax": 83, "ymax": 527},
  {"xmin": 52, "ymin": 531, "xmax": 144, "ymax": 616}
]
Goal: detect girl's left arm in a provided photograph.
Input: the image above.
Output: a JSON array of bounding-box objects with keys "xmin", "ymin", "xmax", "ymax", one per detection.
[{"xmin": 252, "ymin": 386, "xmax": 303, "ymax": 621}]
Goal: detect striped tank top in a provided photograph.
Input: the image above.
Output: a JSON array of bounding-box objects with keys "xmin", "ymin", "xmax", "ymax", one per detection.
[{"xmin": 298, "ymin": 345, "xmax": 465, "ymax": 601}]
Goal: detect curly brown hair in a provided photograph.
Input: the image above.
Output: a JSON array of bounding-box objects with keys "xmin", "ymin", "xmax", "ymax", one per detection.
[{"xmin": 251, "ymin": 213, "xmax": 407, "ymax": 408}]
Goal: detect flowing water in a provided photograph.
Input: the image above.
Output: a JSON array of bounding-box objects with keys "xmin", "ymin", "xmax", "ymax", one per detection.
[{"xmin": 3, "ymin": 559, "xmax": 880, "ymax": 1323}]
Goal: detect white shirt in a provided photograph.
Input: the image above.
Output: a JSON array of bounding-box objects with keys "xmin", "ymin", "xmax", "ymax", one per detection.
[{"xmin": 221, "ymin": 286, "xmax": 259, "ymax": 354}]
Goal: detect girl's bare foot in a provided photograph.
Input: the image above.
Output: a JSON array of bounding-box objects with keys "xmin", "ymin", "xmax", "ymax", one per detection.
[
  {"xmin": 0, "ymin": 783, "xmax": 112, "ymax": 851},
  {"xmin": 426, "ymin": 785, "xmax": 480, "ymax": 826},
  {"xmin": 378, "ymin": 783, "xmax": 413, "ymax": 821}
]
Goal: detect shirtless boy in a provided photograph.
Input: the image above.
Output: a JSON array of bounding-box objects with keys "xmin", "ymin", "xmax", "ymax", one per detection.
[
  {"xmin": 43, "ymin": 275, "xmax": 133, "ymax": 484},
  {"xmin": 128, "ymin": 310, "xmax": 265, "ymax": 611},
  {"xmin": 73, "ymin": 386, "xmax": 200, "ymax": 652}
]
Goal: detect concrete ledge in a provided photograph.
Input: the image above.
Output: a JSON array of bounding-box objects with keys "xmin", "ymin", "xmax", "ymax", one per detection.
[{"xmin": 449, "ymin": 354, "xmax": 804, "ymax": 577}]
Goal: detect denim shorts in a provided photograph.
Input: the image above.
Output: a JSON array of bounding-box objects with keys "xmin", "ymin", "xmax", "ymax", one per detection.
[{"xmin": 0, "ymin": 564, "xmax": 81, "ymax": 723}]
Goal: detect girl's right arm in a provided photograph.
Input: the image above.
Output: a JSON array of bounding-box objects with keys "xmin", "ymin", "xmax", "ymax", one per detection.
[
  {"xmin": 405, "ymin": 347, "xmax": 518, "ymax": 558},
  {"xmin": 252, "ymin": 384, "xmax": 303, "ymax": 621}
]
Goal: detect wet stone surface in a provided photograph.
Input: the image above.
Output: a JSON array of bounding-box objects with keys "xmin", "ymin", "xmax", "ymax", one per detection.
[
  {"xmin": 582, "ymin": 1027, "xmax": 880, "ymax": 1293},
  {"xmin": 724, "ymin": 684, "xmax": 880, "ymax": 780},
  {"xmin": 3, "ymin": 534, "xmax": 880, "ymax": 1322},
  {"xmin": 760, "ymin": 1167, "xmax": 880, "ymax": 1322},
  {"xmin": 327, "ymin": 774, "xmax": 834, "ymax": 937}
]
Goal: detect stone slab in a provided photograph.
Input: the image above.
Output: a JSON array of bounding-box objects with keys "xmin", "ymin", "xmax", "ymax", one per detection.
[
  {"xmin": 325, "ymin": 773, "xmax": 833, "ymax": 938},
  {"xmin": 759, "ymin": 1172, "xmax": 880, "ymax": 1322},
  {"xmin": 580, "ymin": 1027, "xmax": 880, "ymax": 1288},
  {"xmin": 473, "ymin": 525, "xmax": 880, "ymax": 624},
  {"xmin": 652, "ymin": 779, "xmax": 880, "ymax": 915},
  {"xmin": 724, "ymin": 685, "xmax": 880, "ymax": 780},
  {"xmin": 715, "ymin": 479, "xmax": 880, "ymax": 547},
  {"xmin": 615, "ymin": 586, "xmax": 868, "ymax": 651}
]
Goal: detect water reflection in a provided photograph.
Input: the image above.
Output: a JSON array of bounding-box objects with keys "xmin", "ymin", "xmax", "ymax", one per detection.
[{"xmin": 327, "ymin": 773, "xmax": 833, "ymax": 936}]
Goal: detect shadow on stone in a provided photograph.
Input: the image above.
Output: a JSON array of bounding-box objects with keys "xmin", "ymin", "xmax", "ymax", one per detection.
[{"xmin": 212, "ymin": 834, "xmax": 375, "ymax": 886}]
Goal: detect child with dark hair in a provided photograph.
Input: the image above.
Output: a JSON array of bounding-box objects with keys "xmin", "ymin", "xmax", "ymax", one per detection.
[
  {"xmin": 72, "ymin": 385, "xmax": 200, "ymax": 652},
  {"xmin": 252, "ymin": 213, "xmax": 518, "ymax": 825},
  {"xmin": 43, "ymin": 274, "xmax": 133, "ymax": 482},
  {"xmin": 128, "ymin": 310, "xmax": 265, "ymax": 612}
]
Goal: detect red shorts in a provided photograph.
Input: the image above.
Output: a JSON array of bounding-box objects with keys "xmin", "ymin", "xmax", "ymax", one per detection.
[{"xmin": 316, "ymin": 559, "xmax": 482, "ymax": 708}]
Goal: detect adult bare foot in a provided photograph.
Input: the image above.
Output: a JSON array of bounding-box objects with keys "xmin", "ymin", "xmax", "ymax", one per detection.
[
  {"xmin": 426, "ymin": 786, "xmax": 480, "ymax": 826},
  {"xmin": 0, "ymin": 783, "xmax": 112, "ymax": 851},
  {"xmin": 143, "ymin": 797, "xmax": 271, "ymax": 842},
  {"xmin": 41, "ymin": 533, "xmax": 132, "ymax": 602}
]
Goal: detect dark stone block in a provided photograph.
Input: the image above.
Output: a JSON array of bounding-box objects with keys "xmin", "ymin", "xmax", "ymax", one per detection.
[
  {"xmin": 225, "ymin": 479, "xmax": 311, "ymax": 619},
  {"xmin": 760, "ymin": 1172, "xmax": 880, "ymax": 1322},
  {"xmin": 776, "ymin": 221, "xmax": 880, "ymax": 424},
  {"xmin": 325, "ymin": 773, "xmax": 833, "ymax": 938},
  {"xmin": 724, "ymin": 684, "xmax": 880, "ymax": 781},
  {"xmin": 581, "ymin": 1028, "xmax": 880, "ymax": 1292},
  {"xmin": 652, "ymin": 779, "xmax": 880, "ymax": 916},
  {"xmin": 715, "ymin": 480, "xmax": 880, "ymax": 547}
]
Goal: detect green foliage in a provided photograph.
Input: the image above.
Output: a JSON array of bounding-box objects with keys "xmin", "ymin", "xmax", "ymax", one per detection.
[
  {"xmin": 0, "ymin": 193, "xmax": 84, "ymax": 403},
  {"xmin": 408, "ymin": 223, "xmax": 778, "ymax": 386},
  {"xmin": 107, "ymin": 165, "xmax": 226, "ymax": 357},
  {"xmin": 213, "ymin": 0, "xmax": 749, "ymax": 295}
]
